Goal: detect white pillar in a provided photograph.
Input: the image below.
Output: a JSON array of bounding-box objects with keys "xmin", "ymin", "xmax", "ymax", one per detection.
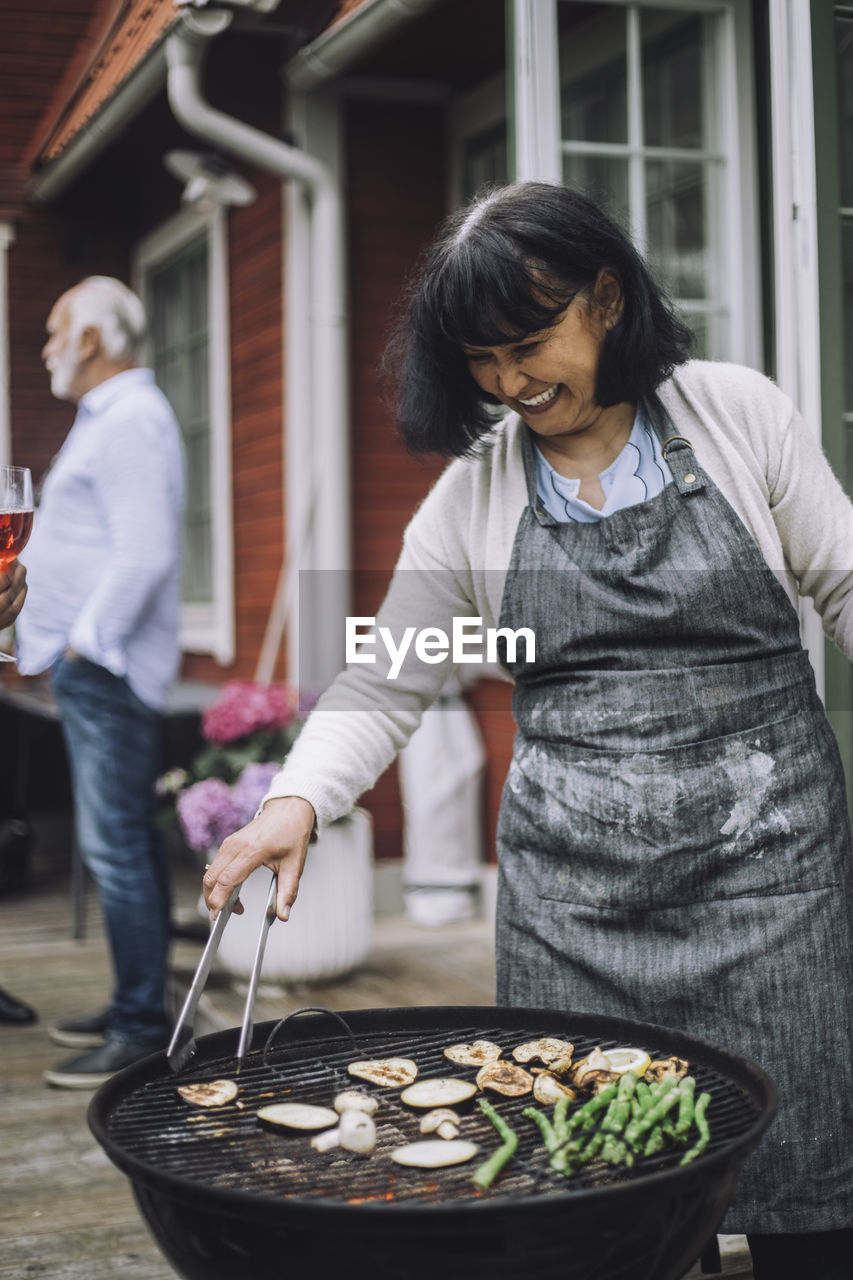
[{"xmin": 507, "ymin": 0, "xmax": 562, "ymax": 184}]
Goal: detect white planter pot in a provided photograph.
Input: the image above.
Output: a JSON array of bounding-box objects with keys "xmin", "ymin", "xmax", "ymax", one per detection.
[{"xmin": 212, "ymin": 808, "xmax": 373, "ymax": 982}]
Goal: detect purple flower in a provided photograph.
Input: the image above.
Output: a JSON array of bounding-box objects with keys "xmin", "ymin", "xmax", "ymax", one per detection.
[
  {"xmin": 176, "ymin": 778, "xmax": 246, "ymax": 853},
  {"xmin": 231, "ymin": 762, "xmax": 281, "ymax": 825}
]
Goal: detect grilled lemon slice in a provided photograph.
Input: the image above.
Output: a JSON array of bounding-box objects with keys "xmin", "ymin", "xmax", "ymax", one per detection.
[{"xmin": 601, "ymin": 1047, "xmax": 652, "ymax": 1076}]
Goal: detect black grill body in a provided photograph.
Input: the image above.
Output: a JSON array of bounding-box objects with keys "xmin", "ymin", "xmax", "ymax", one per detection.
[{"xmin": 88, "ymin": 1006, "xmax": 777, "ymax": 1280}]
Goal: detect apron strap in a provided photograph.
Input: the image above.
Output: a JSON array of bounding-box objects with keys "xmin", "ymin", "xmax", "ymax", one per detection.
[{"xmin": 660, "ymin": 434, "xmax": 706, "ymax": 495}]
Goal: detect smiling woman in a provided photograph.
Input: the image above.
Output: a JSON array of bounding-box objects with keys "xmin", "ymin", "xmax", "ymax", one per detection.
[
  {"xmin": 203, "ymin": 181, "xmax": 853, "ymax": 1274},
  {"xmin": 460, "ymin": 273, "xmax": 637, "ymax": 509},
  {"xmin": 385, "ymin": 183, "xmax": 692, "ymax": 458}
]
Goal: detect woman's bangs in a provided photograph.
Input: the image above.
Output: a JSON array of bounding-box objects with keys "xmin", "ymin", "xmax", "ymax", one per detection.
[{"xmin": 436, "ymin": 246, "xmax": 563, "ymax": 350}]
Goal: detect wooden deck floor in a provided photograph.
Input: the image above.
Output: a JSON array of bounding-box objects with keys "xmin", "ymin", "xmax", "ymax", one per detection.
[{"xmin": 0, "ymin": 847, "xmax": 752, "ymax": 1279}]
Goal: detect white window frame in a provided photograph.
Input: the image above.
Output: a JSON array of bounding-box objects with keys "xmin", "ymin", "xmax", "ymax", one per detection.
[
  {"xmin": 454, "ymin": 0, "xmax": 761, "ymax": 367},
  {"xmin": 133, "ymin": 206, "xmax": 235, "ymax": 664}
]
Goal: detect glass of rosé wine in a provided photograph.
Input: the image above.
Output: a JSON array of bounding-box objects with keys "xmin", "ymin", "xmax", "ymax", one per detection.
[{"xmin": 0, "ymin": 465, "xmax": 33, "ymax": 662}]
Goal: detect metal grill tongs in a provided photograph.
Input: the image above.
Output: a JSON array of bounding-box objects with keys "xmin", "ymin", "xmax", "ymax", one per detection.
[{"xmin": 167, "ymin": 870, "xmax": 278, "ymax": 1074}]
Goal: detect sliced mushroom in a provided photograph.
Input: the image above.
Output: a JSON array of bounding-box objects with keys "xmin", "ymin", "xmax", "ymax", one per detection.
[
  {"xmin": 390, "ymin": 1139, "xmax": 479, "ymax": 1169},
  {"xmin": 512, "ymin": 1038, "xmax": 574, "ymax": 1068},
  {"xmin": 644, "ymin": 1056, "xmax": 689, "ymax": 1084},
  {"xmin": 400, "ymin": 1078, "xmax": 478, "ymax": 1110},
  {"xmin": 310, "ymin": 1127, "xmax": 341, "ymax": 1153},
  {"xmin": 347, "ymin": 1058, "xmax": 418, "ymax": 1088},
  {"xmin": 338, "ymin": 1109, "xmax": 377, "ymax": 1154},
  {"xmin": 419, "ymin": 1108, "xmax": 461, "ymax": 1140},
  {"xmin": 333, "ymin": 1090, "xmax": 379, "ymax": 1116},
  {"xmin": 176, "ymin": 1079, "xmax": 239, "ymax": 1108},
  {"xmin": 571, "ymin": 1047, "xmax": 619, "ymax": 1090},
  {"xmin": 256, "ymin": 1103, "xmax": 339, "ymax": 1134},
  {"xmin": 475, "ymin": 1061, "xmax": 534, "ymax": 1097},
  {"xmin": 532, "ymin": 1072, "xmax": 577, "ymax": 1106},
  {"xmin": 443, "ymin": 1040, "xmax": 504, "ymax": 1067}
]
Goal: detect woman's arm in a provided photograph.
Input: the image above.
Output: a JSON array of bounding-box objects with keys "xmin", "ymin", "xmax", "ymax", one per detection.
[
  {"xmin": 766, "ymin": 402, "xmax": 853, "ymax": 659},
  {"xmin": 203, "ymin": 486, "xmax": 487, "ymax": 920}
]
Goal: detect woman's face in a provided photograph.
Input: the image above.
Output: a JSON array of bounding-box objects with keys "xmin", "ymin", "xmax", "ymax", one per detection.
[{"xmin": 462, "ymin": 273, "xmax": 624, "ymax": 442}]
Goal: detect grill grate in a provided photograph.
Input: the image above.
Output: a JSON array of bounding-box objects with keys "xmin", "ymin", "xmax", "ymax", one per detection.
[{"xmin": 106, "ymin": 1020, "xmax": 762, "ymax": 1208}]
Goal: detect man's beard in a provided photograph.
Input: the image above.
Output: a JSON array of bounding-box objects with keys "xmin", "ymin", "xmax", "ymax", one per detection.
[{"xmin": 47, "ymin": 344, "xmax": 80, "ymax": 401}]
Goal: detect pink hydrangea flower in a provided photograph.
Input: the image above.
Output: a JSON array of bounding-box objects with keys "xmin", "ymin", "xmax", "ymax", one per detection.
[
  {"xmin": 201, "ymin": 681, "xmax": 296, "ymax": 745},
  {"xmin": 176, "ymin": 778, "xmax": 246, "ymax": 852}
]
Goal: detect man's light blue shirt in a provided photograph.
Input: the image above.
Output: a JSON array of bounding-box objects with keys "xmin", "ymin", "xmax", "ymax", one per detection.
[
  {"xmin": 17, "ymin": 369, "xmax": 185, "ymax": 710},
  {"xmin": 535, "ymin": 410, "xmax": 672, "ymax": 523}
]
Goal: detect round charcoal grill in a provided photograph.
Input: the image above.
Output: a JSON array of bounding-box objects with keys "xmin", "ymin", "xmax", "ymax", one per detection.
[{"xmin": 88, "ymin": 1006, "xmax": 776, "ymax": 1280}]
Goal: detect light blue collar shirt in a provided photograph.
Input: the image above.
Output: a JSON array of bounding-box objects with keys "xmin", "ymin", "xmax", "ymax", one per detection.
[
  {"xmin": 534, "ymin": 410, "xmax": 672, "ymax": 524},
  {"xmin": 17, "ymin": 369, "xmax": 185, "ymax": 710}
]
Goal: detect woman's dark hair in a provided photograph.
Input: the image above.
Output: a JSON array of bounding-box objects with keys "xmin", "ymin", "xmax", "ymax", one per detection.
[{"xmin": 384, "ymin": 181, "xmax": 694, "ymax": 457}]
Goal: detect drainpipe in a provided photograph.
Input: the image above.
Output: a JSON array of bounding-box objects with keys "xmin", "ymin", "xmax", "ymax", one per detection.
[{"xmin": 166, "ymin": 7, "xmax": 350, "ymax": 686}]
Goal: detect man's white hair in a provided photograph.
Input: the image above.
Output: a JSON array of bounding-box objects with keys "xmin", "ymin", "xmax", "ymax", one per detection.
[{"xmin": 67, "ymin": 276, "xmax": 148, "ymax": 363}]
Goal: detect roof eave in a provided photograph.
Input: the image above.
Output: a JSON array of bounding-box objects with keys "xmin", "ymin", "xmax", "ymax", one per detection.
[
  {"xmin": 27, "ymin": 38, "xmax": 171, "ymax": 206},
  {"xmin": 286, "ymin": 0, "xmax": 443, "ymax": 90}
]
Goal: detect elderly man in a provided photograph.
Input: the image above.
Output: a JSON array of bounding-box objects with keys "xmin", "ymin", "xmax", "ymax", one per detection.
[{"xmin": 17, "ymin": 276, "xmax": 185, "ymax": 1087}]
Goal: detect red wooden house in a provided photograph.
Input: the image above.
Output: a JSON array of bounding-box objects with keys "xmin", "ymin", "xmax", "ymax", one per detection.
[{"xmin": 1, "ymin": 0, "xmax": 851, "ymax": 888}]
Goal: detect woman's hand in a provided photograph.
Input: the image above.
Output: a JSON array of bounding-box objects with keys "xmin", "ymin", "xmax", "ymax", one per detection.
[
  {"xmin": 0, "ymin": 562, "xmax": 26, "ymax": 632},
  {"xmin": 202, "ymin": 795, "xmax": 317, "ymax": 922}
]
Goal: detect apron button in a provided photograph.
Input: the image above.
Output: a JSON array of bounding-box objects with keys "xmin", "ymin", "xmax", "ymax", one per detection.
[{"xmin": 683, "ymin": 472, "xmax": 696, "ymax": 484}]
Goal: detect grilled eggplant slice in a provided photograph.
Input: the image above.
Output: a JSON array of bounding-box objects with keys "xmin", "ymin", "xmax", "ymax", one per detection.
[
  {"xmin": 177, "ymin": 1079, "xmax": 238, "ymax": 1108},
  {"xmin": 400, "ymin": 1078, "xmax": 478, "ymax": 1110},
  {"xmin": 256, "ymin": 1103, "xmax": 339, "ymax": 1134},
  {"xmin": 347, "ymin": 1058, "xmax": 418, "ymax": 1087},
  {"xmin": 511, "ymin": 1038, "xmax": 574, "ymax": 1068},
  {"xmin": 443, "ymin": 1040, "xmax": 503, "ymax": 1067},
  {"xmin": 475, "ymin": 1061, "xmax": 534, "ymax": 1097},
  {"xmin": 390, "ymin": 1139, "xmax": 479, "ymax": 1169}
]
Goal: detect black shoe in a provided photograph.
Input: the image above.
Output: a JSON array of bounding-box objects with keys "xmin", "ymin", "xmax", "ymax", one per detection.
[
  {"xmin": 44, "ymin": 1036, "xmax": 166, "ymax": 1089},
  {"xmin": 0, "ymin": 985, "xmax": 37, "ymax": 1024},
  {"xmin": 48, "ymin": 1006, "xmax": 111, "ymax": 1048}
]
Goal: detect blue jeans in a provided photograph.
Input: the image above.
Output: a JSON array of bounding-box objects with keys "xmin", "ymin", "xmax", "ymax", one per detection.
[{"xmin": 51, "ymin": 654, "xmax": 170, "ymax": 1044}]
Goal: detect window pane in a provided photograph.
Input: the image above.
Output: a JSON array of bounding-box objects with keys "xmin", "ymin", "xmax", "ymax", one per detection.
[
  {"xmin": 837, "ymin": 16, "xmax": 853, "ymax": 208},
  {"xmin": 645, "ymin": 159, "xmax": 710, "ymax": 298},
  {"xmin": 188, "ymin": 342, "xmax": 209, "ymax": 424},
  {"xmin": 184, "ymin": 517, "xmax": 212, "ymax": 606},
  {"xmin": 146, "ymin": 238, "xmax": 212, "ymax": 606},
  {"xmin": 462, "ymin": 125, "xmax": 508, "ymax": 201},
  {"xmin": 642, "ymin": 9, "xmax": 705, "ymax": 149},
  {"xmin": 184, "ymin": 431, "xmax": 210, "ymax": 512},
  {"xmin": 559, "ymin": 1, "xmax": 627, "ymax": 144},
  {"xmin": 562, "ymin": 153, "xmax": 629, "ymax": 221}
]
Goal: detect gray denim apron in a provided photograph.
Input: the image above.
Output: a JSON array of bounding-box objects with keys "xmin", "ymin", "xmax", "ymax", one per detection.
[{"xmin": 496, "ymin": 423, "xmax": 853, "ymax": 1233}]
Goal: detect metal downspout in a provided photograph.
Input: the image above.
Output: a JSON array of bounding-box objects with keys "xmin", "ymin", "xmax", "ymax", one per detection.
[{"xmin": 165, "ymin": 8, "xmax": 350, "ymax": 685}]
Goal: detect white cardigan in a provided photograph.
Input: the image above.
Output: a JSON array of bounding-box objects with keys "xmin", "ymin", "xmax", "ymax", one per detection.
[{"xmin": 267, "ymin": 360, "xmax": 853, "ymax": 830}]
